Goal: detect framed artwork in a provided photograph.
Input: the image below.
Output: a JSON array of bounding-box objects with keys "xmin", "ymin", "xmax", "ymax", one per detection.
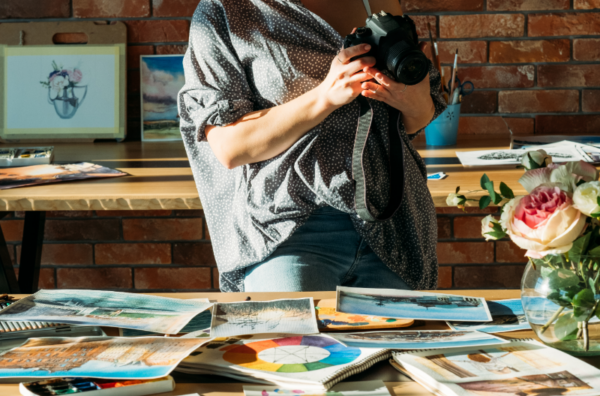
[
  {"xmin": 0, "ymin": 44, "xmax": 126, "ymax": 141},
  {"xmin": 140, "ymin": 54, "xmax": 185, "ymax": 142}
]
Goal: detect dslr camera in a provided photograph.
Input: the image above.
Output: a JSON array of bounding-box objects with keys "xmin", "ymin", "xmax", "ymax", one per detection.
[{"xmin": 343, "ymin": 11, "xmax": 430, "ymax": 85}]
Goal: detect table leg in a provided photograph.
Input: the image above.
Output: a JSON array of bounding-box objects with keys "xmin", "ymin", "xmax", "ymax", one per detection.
[
  {"xmin": 19, "ymin": 211, "xmax": 46, "ymax": 294},
  {"xmin": 0, "ymin": 213, "xmax": 20, "ymax": 293}
]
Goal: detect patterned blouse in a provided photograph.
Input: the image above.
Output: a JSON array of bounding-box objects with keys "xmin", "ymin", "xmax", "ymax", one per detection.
[{"xmin": 178, "ymin": 0, "xmax": 447, "ymax": 292}]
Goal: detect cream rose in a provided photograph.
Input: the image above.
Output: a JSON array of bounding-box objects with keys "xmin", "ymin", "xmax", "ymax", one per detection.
[
  {"xmin": 521, "ymin": 149, "xmax": 551, "ymax": 170},
  {"xmin": 446, "ymin": 193, "xmax": 466, "ymax": 207},
  {"xmin": 481, "ymin": 215, "xmax": 502, "ymax": 241},
  {"xmin": 574, "ymin": 181, "xmax": 600, "ymax": 217}
]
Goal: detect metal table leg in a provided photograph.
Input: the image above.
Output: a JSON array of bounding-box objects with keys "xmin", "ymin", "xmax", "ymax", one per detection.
[
  {"xmin": 0, "ymin": 212, "xmax": 20, "ymax": 293},
  {"xmin": 18, "ymin": 211, "xmax": 46, "ymax": 294}
]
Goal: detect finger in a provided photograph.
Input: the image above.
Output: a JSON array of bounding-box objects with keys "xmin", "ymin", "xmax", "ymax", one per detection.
[
  {"xmin": 348, "ymin": 72, "xmax": 374, "ymax": 84},
  {"xmin": 368, "ymin": 70, "xmax": 394, "ymax": 88},
  {"xmin": 338, "ymin": 44, "xmax": 371, "ymax": 64},
  {"xmin": 361, "ymin": 81, "xmax": 385, "ymax": 92},
  {"xmin": 361, "ymin": 88, "xmax": 386, "ymax": 102},
  {"xmin": 351, "ymin": 27, "xmax": 357, "ymax": 34},
  {"xmin": 344, "ymin": 56, "xmax": 376, "ymax": 76}
]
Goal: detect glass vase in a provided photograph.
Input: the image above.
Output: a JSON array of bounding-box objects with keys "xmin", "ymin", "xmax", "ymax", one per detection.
[{"xmin": 521, "ymin": 254, "xmax": 600, "ymax": 356}]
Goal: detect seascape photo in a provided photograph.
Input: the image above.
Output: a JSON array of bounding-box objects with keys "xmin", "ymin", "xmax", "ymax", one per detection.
[
  {"xmin": 447, "ymin": 299, "xmax": 530, "ymax": 334},
  {"xmin": 120, "ymin": 309, "xmax": 212, "ymax": 337},
  {"xmin": 0, "ymin": 290, "xmax": 212, "ymax": 334},
  {"xmin": 210, "ymin": 298, "xmax": 319, "ymax": 338},
  {"xmin": 330, "ymin": 330, "xmax": 507, "ymax": 350},
  {"xmin": 140, "ymin": 55, "xmax": 185, "ymax": 141},
  {"xmin": 336, "ymin": 287, "xmax": 492, "ymax": 322}
]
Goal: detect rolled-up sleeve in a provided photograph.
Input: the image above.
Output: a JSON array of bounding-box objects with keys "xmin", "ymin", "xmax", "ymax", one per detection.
[{"xmin": 178, "ymin": 0, "xmax": 255, "ymax": 142}]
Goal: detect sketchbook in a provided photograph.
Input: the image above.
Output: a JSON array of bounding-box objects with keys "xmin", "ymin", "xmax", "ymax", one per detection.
[
  {"xmin": 175, "ymin": 333, "xmax": 390, "ymax": 391},
  {"xmin": 455, "ymin": 145, "xmax": 588, "ymax": 167},
  {"xmin": 391, "ymin": 339, "xmax": 600, "ymax": 396},
  {"xmin": 447, "ymin": 299, "xmax": 531, "ymax": 334}
]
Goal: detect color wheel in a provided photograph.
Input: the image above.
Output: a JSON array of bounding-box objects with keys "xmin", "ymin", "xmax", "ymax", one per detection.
[{"xmin": 222, "ymin": 335, "xmax": 361, "ymax": 373}]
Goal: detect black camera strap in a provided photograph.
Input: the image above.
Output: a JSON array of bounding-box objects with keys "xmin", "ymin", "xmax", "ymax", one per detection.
[{"xmin": 352, "ymin": 96, "xmax": 406, "ymax": 222}]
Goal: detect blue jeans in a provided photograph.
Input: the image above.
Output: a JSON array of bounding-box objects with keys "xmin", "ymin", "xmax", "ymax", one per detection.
[{"xmin": 243, "ymin": 206, "xmax": 410, "ymax": 292}]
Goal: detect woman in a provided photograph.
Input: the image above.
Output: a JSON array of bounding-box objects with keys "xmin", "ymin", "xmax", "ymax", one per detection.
[{"xmin": 178, "ymin": 0, "xmax": 446, "ymax": 292}]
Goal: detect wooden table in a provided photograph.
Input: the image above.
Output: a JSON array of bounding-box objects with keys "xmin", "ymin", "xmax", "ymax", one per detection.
[
  {"xmin": 0, "ymin": 137, "xmax": 522, "ymax": 294},
  {"xmin": 2, "ymin": 289, "xmax": 594, "ymax": 396}
]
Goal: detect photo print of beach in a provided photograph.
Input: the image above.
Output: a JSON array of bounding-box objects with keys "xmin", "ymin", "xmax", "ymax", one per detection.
[
  {"xmin": 243, "ymin": 380, "xmax": 392, "ymax": 396},
  {"xmin": 336, "ymin": 287, "xmax": 492, "ymax": 322},
  {"xmin": 119, "ymin": 304, "xmax": 212, "ymax": 337},
  {"xmin": 140, "ymin": 55, "xmax": 185, "ymax": 141},
  {"xmin": 0, "ymin": 290, "xmax": 213, "ymax": 334},
  {"xmin": 210, "ymin": 298, "xmax": 319, "ymax": 338},
  {"xmin": 447, "ymin": 299, "xmax": 530, "ymax": 334},
  {"xmin": 0, "ymin": 336, "xmax": 206, "ymax": 379},
  {"xmin": 330, "ymin": 330, "xmax": 507, "ymax": 350}
]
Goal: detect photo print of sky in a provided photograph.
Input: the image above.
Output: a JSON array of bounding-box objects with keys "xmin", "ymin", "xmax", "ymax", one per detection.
[
  {"xmin": 447, "ymin": 299, "xmax": 530, "ymax": 334},
  {"xmin": 140, "ymin": 55, "xmax": 185, "ymax": 141}
]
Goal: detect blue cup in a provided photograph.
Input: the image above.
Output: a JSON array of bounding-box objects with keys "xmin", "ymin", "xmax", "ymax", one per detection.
[{"xmin": 424, "ymin": 103, "xmax": 461, "ymax": 146}]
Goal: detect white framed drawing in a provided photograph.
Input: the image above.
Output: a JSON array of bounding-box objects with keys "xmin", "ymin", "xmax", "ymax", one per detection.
[{"xmin": 140, "ymin": 54, "xmax": 185, "ymax": 142}]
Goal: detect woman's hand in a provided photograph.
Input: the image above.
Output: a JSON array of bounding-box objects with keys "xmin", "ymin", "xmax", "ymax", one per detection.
[
  {"xmin": 317, "ymin": 44, "xmax": 376, "ymax": 109},
  {"xmin": 361, "ymin": 43, "xmax": 435, "ymax": 134}
]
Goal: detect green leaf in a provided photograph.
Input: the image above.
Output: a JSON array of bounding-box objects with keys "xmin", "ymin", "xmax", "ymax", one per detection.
[
  {"xmin": 569, "ymin": 233, "xmax": 592, "ymax": 264},
  {"xmin": 499, "ymin": 182, "xmax": 515, "ymax": 199},
  {"xmin": 547, "ymin": 269, "xmax": 580, "ymax": 289},
  {"xmin": 480, "ymin": 174, "xmax": 490, "ymax": 190},
  {"xmin": 591, "ymin": 212, "xmax": 600, "ymax": 218},
  {"xmin": 479, "ymin": 196, "xmax": 491, "ymax": 210},
  {"xmin": 589, "ymin": 277, "xmax": 597, "ymax": 294},
  {"xmin": 541, "ymin": 266, "xmax": 553, "ymax": 279},
  {"xmin": 455, "ymin": 186, "xmax": 460, "ymax": 194},
  {"xmin": 588, "ymin": 245, "xmax": 600, "ymax": 257},
  {"xmin": 574, "ymin": 306, "xmax": 592, "ymax": 321},
  {"xmin": 484, "ymin": 181, "xmax": 503, "ymax": 205},
  {"xmin": 597, "ymin": 196, "xmax": 600, "ymax": 207},
  {"xmin": 547, "ymin": 291, "xmax": 574, "ymax": 307},
  {"xmin": 572, "ymin": 288, "xmax": 596, "ymax": 308},
  {"xmin": 554, "ymin": 312, "xmax": 579, "ymax": 340},
  {"xmin": 596, "ymin": 304, "xmax": 600, "ymax": 321}
]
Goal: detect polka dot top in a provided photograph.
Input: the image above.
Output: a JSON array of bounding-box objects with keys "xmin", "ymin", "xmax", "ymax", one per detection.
[{"xmin": 178, "ymin": 0, "xmax": 447, "ymax": 292}]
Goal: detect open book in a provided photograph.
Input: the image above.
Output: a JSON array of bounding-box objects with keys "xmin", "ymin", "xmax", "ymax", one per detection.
[{"xmin": 392, "ymin": 339, "xmax": 600, "ymax": 396}]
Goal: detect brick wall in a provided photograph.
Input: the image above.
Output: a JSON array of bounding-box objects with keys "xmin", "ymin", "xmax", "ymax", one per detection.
[{"xmin": 1, "ymin": 0, "xmax": 598, "ymax": 291}]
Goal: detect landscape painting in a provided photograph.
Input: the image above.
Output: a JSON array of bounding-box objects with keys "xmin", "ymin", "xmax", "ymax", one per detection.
[
  {"xmin": 210, "ymin": 298, "xmax": 319, "ymax": 338},
  {"xmin": 336, "ymin": 287, "xmax": 492, "ymax": 322},
  {"xmin": 447, "ymin": 299, "xmax": 530, "ymax": 333},
  {"xmin": 0, "ymin": 290, "xmax": 213, "ymax": 334},
  {"xmin": 243, "ymin": 380, "xmax": 391, "ymax": 396},
  {"xmin": 330, "ymin": 330, "xmax": 507, "ymax": 350},
  {"xmin": 0, "ymin": 336, "xmax": 206, "ymax": 379},
  {"xmin": 140, "ymin": 55, "xmax": 185, "ymax": 141}
]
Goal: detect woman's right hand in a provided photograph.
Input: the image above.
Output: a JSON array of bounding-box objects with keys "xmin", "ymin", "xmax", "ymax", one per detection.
[{"xmin": 317, "ymin": 44, "xmax": 376, "ymax": 109}]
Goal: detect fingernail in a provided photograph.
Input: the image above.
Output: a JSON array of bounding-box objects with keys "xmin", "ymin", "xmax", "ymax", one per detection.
[{"xmin": 364, "ymin": 45, "xmax": 371, "ymax": 50}]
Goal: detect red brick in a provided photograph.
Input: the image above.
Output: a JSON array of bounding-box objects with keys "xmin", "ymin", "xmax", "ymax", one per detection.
[
  {"xmin": 403, "ymin": 0, "xmax": 483, "ymax": 12},
  {"xmin": 156, "ymin": 45, "xmax": 189, "ymax": 55},
  {"xmin": 53, "ymin": 33, "xmax": 89, "ymax": 45},
  {"xmin": 128, "ymin": 70, "xmax": 140, "ymax": 94},
  {"xmin": 410, "ymin": 16, "xmax": 438, "ymax": 38},
  {"xmin": 153, "ymin": 0, "xmax": 198, "ymax": 17},
  {"xmin": 437, "ymin": 41, "xmax": 487, "ymax": 64},
  {"xmin": 127, "ymin": 46, "xmax": 154, "ymax": 70},
  {"xmin": 437, "ymin": 242, "xmax": 494, "ymax": 264},
  {"xmin": 16, "ymin": 268, "xmax": 56, "ymax": 289},
  {"xmin": 489, "ymin": 39, "xmax": 569, "ymax": 63},
  {"xmin": 0, "ymin": 0, "xmax": 70, "ymax": 18},
  {"xmin": 440, "ymin": 14, "xmax": 524, "ymax": 38},
  {"xmin": 437, "ymin": 217, "xmax": 452, "ymax": 239},
  {"xmin": 488, "ymin": 0, "xmax": 569, "ymax": 10},
  {"xmin": 436, "ymin": 207, "xmax": 499, "ymax": 214},
  {"xmin": 438, "ymin": 266, "xmax": 453, "ymax": 289},
  {"xmin": 96, "ymin": 243, "xmax": 171, "ymax": 265},
  {"xmin": 456, "ymin": 66, "xmax": 535, "ymax": 89},
  {"xmin": 536, "ymin": 115, "xmax": 600, "ymax": 135},
  {"xmin": 496, "ymin": 241, "xmax": 528, "ymax": 263},
  {"xmin": 126, "ymin": 20, "xmax": 190, "ymax": 43},
  {"xmin": 204, "ymin": 223, "xmax": 211, "ymax": 240},
  {"xmin": 212, "ymin": 267, "xmax": 220, "ymax": 290},
  {"xmin": 506, "ymin": 118, "xmax": 535, "ymax": 135},
  {"xmin": 17, "ymin": 244, "xmax": 93, "ymax": 265},
  {"xmin": 6, "ymin": 244, "xmax": 15, "ymax": 265},
  {"xmin": 57, "ymin": 268, "xmax": 132, "ymax": 289},
  {"xmin": 0, "ymin": 220, "xmax": 23, "ymax": 242},
  {"xmin": 123, "ymin": 218, "xmax": 203, "ymax": 241},
  {"xmin": 135, "ymin": 267, "xmax": 211, "ymax": 290},
  {"xmin": 44, "ymin": 220, "xmax": 120, "ymax": 241},
  {"xmin": 574, "ymin": 39, "xmax": 600, "ymax": 61},
  {"xmin": 538, "ymin": 64, "xmax": 600, "ymax": 87},
  {"xmin": 74, "ymin": 0, "xmax": 150, "ymax": 17},
  {"xmin": 575, "ymin": 0, "xmax": 600, "ymax": 8},
  {"xmin": 47, "ymin": 211, "xmax": 93, "ymax": 218},
  {"xmin": 454, "ymin": 265, "xmax": 525, "ymax": 288},
  {"xmin": 96, "ymin": 210, "xmax": 172, "ymax": 217},
  {"xmin": 528, "ymin": 13, "xmax": 600, "ymax": 37},
  {"xmin": 454, "ymin": 216, "xmax": 487, "ymax": 239},
  {"xmin": 583, "ymin": 90, "xmax": 600, "ymax": 112},
  {"xmin": 459, "ymin": 116, "xmax": 512, "ymax": 135},
  {"xmin": 174, "ymin": 210, "xmax": 204, "ymax": 217},
  {"xmin": 499, "ymin": 90, "xmax": 579, "ymax": 113},
  {"xmin": 461, "ymin": 91, "xmax": 497, "ymax": 114},
  {"xmin": 173, "ymin": 243, "xmax": 216, "ymax": 266}
]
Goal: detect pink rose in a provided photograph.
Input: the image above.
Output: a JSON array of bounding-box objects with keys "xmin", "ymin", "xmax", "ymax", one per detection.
[{"xmin": 68, "ymin": 69, "xmax": 82, "ymax": 83}]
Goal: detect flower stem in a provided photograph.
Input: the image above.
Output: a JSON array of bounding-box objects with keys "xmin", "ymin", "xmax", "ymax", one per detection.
[
  {"xmin": 541, "ymin": 306, "xmax": 565, "ymax": 334},
  {"xmin": 577, "ymin": 322, "xmax": 583, "ymax": 340},
  {"xmin": 584, "ymin": 322, "xmax": 590, "ymax": 352}
]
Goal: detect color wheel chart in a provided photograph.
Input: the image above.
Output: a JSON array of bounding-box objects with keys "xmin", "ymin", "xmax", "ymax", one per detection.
[{"xmin": 222, "ymin": 336, "xmax": 361, "ymax": 373}]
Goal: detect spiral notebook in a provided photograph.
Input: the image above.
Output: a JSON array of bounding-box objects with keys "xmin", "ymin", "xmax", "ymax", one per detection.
[{"xmin": 391, "ymin": 339, "xmax": 600, "ymax": 396}]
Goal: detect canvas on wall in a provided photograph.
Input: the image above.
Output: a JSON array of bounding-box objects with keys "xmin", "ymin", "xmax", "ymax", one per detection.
[{"xmin": 140, "ymin": 55, "xmax": 185, "ymax": 141}]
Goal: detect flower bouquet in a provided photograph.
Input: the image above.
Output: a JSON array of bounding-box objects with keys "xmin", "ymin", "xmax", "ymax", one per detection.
[
  {"xmin": 447, "ymin": 151, "xmax": 600, "ymax": 355},
  {"xmin": 40, "ymin": 61, "xmax": 87, "ymax": 119}
]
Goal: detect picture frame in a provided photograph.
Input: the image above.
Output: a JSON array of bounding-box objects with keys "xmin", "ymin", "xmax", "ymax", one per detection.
[
  {"xmin": 0, "ymin": 44, "xmax": 126, "ymax": 142},
  {"xmin": 140, "ymin": 54, "xmax": 185, "ymax": 142}
]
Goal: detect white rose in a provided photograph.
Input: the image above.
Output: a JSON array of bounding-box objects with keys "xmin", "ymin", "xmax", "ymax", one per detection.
[
  {"xmin": 481, "ymin": 215, "xmax": 502, "ymax": 241},
  {"xmin": 519, "ymin": 161, "xmax": 599, "ymax": 193},
  {"xmin": 574, "ymin": 181, "xmax": 600, "ymax": 217},
  {"xmin": 521, "ymin": 149, "xmax": 552, "ymax": 170},
  {"xmin": 446, "ymin": 193, "xmax": 466, "ymax": 207}
]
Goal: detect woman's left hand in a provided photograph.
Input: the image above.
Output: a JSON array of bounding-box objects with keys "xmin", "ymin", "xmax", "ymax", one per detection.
[{"xmin": 361, "ymin": 42, "xmax": 436, "ymax": 134}]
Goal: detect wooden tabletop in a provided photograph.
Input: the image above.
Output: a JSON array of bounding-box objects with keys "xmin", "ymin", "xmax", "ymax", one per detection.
[
  {"xmin": 0, "ymin": 136, "xmax": 526, "ymax": 211},
  {"xmin": 2, "ymin": 289, "xmax": 594, "ymax": 396}
]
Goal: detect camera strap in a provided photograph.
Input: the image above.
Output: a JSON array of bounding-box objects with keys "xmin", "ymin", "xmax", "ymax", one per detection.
[{"xmin": 352, "ymin": 96, "xmax": 406, "ymax": 222}]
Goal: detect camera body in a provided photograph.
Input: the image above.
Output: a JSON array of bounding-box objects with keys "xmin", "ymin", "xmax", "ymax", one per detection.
[{"xmin": 343, "ymin": 11, "xmax": 430, "ymax": 85}]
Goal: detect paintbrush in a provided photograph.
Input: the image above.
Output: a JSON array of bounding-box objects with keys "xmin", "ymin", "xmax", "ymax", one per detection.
[
  {"xmin": 449, "ymin": 49, "xmax": 458, "ymax": 104},
  {"xmin": 427, "ymin": 23, "xmax": 438, "ymax": 67}
]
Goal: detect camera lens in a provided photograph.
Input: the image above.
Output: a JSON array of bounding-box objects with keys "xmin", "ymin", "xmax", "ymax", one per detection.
[{"xmin": 396, "ymin": 53, "xmax": 429, "ymax": 85}]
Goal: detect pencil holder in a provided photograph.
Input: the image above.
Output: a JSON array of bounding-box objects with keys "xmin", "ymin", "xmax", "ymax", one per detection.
[{"xmin": 424, "ymin": 103, "xmax": 461, "ymax": 146}]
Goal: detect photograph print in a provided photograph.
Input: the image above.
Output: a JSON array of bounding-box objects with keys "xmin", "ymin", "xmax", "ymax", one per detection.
[
  {"xmin": 210, "ymin": 298, "xmax": 319, "ymax": 338},
  {"xmin": 336, "ymin": 287, "xmax": 492, "ymax": 322},
  {"xmin": 140, "ymin": 55, "xmax": 185, "ymax": 141},
  {"xmin": 447, "ymin": 299, "xmax": 530, "ymax": 334}
]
